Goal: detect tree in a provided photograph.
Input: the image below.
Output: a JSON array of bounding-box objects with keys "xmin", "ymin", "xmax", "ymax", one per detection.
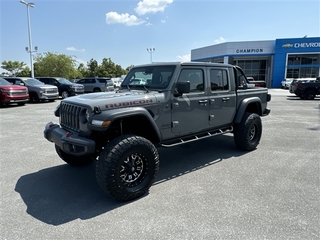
[
  {"xmin": 1, "ymin": 61, "xmax": 27, "ymax": 76},
  {"xmin": 34, "ymin": 52, "xmax": 79, "ymax": 79},
  {"xmin": 86, "ymin": 59, "xmax": 99, "ymax": 77}
]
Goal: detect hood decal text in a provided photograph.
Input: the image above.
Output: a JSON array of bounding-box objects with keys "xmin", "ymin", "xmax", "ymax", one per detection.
[{"xmin": 105, "ymin": 99, "xmax": 153, "ymax": 108}]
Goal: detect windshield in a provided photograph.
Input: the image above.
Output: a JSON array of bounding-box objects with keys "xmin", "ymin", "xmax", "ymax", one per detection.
[
  {"xmin": 121, "ymin": 65, "xmax": 176, "ymax": 90},
  {"xmin": 58, "ymin": 78, "xmax": 72, "ymax": 85},
  {"xmin": 24, "ymin": 78, "xmax": 45, "ymax": 86},
  {"xmin": 0, "ymin": 78, "xmax": 12, "ymax": 86}
]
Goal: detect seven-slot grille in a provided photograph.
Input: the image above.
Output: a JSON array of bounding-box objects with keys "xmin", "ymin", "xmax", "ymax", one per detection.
[{"xmin": 60, "ymin": 102, "xmax": 86, "ymax": 132}]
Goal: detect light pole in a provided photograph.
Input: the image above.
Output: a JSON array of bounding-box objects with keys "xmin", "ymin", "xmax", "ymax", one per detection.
[
  {"xmin": 20, "ymin": 0, "xmax": 37, "ymax": 78},
  {"xmin": 146, "ymin": 48, "xmax": 155, "ymax": 63}
]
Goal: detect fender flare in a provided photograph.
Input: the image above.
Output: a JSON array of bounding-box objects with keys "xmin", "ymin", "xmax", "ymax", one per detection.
[
  {"xmin": 234, "ymin": 97, "xmax": 262, "ymax": 124},
  {"xmin": 90, "ymin": 107, "xmax": 162, "ymax": 141}
]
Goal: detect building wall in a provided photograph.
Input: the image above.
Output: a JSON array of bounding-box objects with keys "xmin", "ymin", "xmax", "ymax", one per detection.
[
  {"xmin": 191, "ymin": 37, "xmax": 320, "ymax": 88},
  {"xmin": 272, "ymin": 37, "xmax": 320, "ymax": 87}
]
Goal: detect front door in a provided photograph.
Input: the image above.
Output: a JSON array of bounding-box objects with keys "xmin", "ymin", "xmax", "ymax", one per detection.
[{"xmin": 171, "ymin": 68, "xmax": 209, "ymax": 135}]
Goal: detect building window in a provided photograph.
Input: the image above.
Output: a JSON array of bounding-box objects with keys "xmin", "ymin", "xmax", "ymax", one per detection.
[
  {"xmin": 286, "ymin": 54, "xmax": 319, "ymax": 78},
  {"xmin": 233, "ymin": 59, "xmax": 267, "ymax": 81}
]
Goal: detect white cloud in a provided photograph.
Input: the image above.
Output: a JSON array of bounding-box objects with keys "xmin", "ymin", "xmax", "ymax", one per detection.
[
  {"xmin": 66, "ymin": 47, "xmax": 85, "ymax": 52},
  {"xmin": 214, "ymin": 37, "xmax": 226, "ymax": 44},
  {"xmin": 106, "ymin": 12, "xmax": 145, "ymax": 26},
  {"xmin": 135, "ymin": 0, "xmax": 173, "ymax": 15},
  {"xmin": 177, "ymin": 54, "xmax": 191, "ymax": 62},
  {"xmin": 75, "ymin": 58, "xmax": 87, "ymax": 66}
]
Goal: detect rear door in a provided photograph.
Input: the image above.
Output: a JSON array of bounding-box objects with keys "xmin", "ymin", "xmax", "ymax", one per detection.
[
  {"xmin": 171, "ymin": 67, "xmax": 210, "ymax": 134},
  {"xmin": 77, "ymin": 78, "xmax": 95, "ymax": 92},
  {"xmin": 208, "ymin": 67, "xmax": 236, "ymax": 127}
]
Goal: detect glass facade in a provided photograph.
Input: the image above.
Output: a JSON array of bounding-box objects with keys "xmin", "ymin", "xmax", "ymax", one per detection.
[
  {"xmin": 233, "ymin": 60, "xmax": 267, "ymax": 81},
  {"xmin": 286, "ymin": 54, "xmax": 318, "ymax": 78}
]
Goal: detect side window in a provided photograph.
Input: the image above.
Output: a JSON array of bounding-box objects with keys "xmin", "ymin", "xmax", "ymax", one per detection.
[
  {"xmin": 234, "ymin": 68, "xmax": 246, "ymax": 87},
  {"xmin": 210, "ymin": 69, "xmax": 229, "ymax": 91},
  {"xmin": 15, "ymin": 79, "xmax": 22, "ymax": 85},
  {"xmin": 178, "ymin": 69, "xmax": 204, "ymax": 92}
]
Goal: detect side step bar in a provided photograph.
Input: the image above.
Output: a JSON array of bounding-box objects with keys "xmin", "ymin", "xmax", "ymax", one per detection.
[{"xmin": 161, "ymin": 126, "xmax": 233, "ymax": 148}]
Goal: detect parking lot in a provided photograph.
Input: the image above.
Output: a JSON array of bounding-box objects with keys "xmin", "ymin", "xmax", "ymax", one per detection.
[{"xmin": 0, "ymin": 89, "xmax": 319, "ymax": 240}]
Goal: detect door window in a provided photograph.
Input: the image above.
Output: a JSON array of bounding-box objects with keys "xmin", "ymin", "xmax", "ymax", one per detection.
[
  {"xmin": 177, "ymin": 69, "xmax": 204, "ymax": 92},
  {"xmin": 210, "ymin": 69, "xmax": 229, "ymax": 91}
]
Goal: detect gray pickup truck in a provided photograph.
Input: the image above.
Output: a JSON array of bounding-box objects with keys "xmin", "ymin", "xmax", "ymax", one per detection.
[{"xmin": 44, "ymin": 62, "xmax": 271, "ymax": 201}]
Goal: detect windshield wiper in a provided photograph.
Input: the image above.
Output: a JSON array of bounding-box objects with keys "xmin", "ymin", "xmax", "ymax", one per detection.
[{"xmin": 143, "ymin": 85, "xmax": 150, "ymax": 93}]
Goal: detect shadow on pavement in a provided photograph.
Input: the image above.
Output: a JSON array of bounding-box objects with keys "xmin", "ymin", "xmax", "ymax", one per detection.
[{"xmin": 15, "ymin": 134, "xmax": 247, "ymax": 225}]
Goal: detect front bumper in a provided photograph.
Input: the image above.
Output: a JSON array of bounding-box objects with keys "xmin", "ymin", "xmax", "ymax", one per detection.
[{"xmin": 44, "ymin": 122, "xmax": 95, "ymax": 156}]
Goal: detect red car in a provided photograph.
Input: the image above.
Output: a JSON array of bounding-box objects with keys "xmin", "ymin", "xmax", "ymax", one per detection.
[{"xmin": 0, "ymin": 77, "xmax": 29, "ymax": 107}]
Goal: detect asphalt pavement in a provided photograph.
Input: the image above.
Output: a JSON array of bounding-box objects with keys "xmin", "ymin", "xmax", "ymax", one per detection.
[{"xmin": 0, "ymin": 89, "xmax": 319, "ymax": 239}]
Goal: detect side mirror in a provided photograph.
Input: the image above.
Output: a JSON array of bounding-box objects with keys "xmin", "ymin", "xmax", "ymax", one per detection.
[{"xmin": 175, "ymin": 81, "xmax": 190, "ymax": 96}]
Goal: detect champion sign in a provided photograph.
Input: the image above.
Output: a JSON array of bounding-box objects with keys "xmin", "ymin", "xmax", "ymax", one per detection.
[{"xmin": 236, "ymin": 48, "xmax": 263, "ymax": 53}]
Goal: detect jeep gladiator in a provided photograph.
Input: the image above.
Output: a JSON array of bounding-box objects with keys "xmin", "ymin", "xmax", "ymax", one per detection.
[{"xmin": 44, "ymin": 62, "xmax": 271, "ymax": 201}]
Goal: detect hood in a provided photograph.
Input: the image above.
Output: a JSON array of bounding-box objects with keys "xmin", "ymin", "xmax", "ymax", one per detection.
[
  {"xmin": 71, "ymin": 83, "xmax": 84, "ymax": 87},
  {"xmin": 0, "ymin": 85, "xmax": 27, "ymax": 91},
  {"xmin": 38, "ymin": 84, "xmax": 57, "ymax": 89},
  {"xmin": 64, "ymin": 90, "xmax": 161, "ymax": 110}
]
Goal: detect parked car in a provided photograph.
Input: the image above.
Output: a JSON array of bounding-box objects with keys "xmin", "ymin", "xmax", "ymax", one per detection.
[
  {"xmin": 247, "ymin": 76, "xmax": 266, "ymax": 87},
  {"xmin": 3, "ymin": 77, "xmax": 59, "ymax": 103},
  {"xmin": 0, "ymin": 77, "xmax": 29, "ymax": 107},
  {"xmin": 75, "ymin": 77, "xmax": 114, "ymax": 93},
  {"xmin": 111, "ymin": 77, "xmax": 123, "ymax": 88},
  {"xmin": 290, "ymin": 77, "xmax": 319, "ymax": 99},
  {"xmin": 36, "ymin": 77, "xmax": 84, "ymax": 99},
  {"xmin": 281, "ymin": 79, "xmax": 293, "ymax": 89},
  {"xmin": 289, "ymin": 78, "xmax": 316, "ymax": 95}
]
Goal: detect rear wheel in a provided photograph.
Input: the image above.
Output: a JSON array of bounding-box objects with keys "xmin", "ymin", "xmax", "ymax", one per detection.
[
  {"xmin": 303, "ymin": 90, "xmax": 316, "ymax": 100},
  {"xmin": 234, "ymin": 112, "xmax": 262, "ymax": 151},
  {"xmin": 55, "ymin": 144, "xmax": 94, "ymax": 166},
  {"xmin": 96, "ymin": 135, "xmax": 159, "ymax": 201},
  {"xmin": 93, "ymin": 88, "xmax": 101, "ymax": 92}
]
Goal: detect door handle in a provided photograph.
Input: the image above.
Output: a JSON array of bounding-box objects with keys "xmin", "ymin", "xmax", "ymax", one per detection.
[
  {"xmin": 198, "ymin": 100, "xmax": 208, "ymax": 105},
  {"xmin": 222, "ymin": 97, "xmax": 230, "ymax": 102}
]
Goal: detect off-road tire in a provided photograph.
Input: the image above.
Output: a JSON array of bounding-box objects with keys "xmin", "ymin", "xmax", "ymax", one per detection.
[
  {"xmin": 96, "ymin": 135, "xmax": 159, "ymax": 201},
  {"xmin": 234, "ymin": 112, "xmax": 262, "ymax": 151},
  {"xmin": 302, "ymin": 90, "xmax": 316, "ymax": 100},
  {"xmin": 61, "ymin": 91, "xmax": 70, "ymax": 99},
  {"xmin": 55, "ymin": 144, "xmax": 94, "ymax": 166}
]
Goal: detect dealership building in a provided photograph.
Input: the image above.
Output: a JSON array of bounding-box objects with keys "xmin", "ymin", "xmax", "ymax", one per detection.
[{"xmin": 191, "ymin": 37, "xmax": 320, "ymax": 88}]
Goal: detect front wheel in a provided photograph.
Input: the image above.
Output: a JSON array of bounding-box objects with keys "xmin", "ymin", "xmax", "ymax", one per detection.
[
  {"xmin": 61, "ymin": 91, "xmax": 70, "ymax": 99},
  {"xmin": 55, "ymin": 144, "xmax": 94, "ymax": 166},
  {"xmin": 96, "ymin": 135, "xmax": 159, "ymax": 201},
  {"xmin": 234, "ymin": 113, "xmax": 262, "ymax": 151}
]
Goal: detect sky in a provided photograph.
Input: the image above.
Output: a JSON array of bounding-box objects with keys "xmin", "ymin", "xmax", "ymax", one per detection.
[{"xmin": 1, "ymin": 0, "xmax": 320, "ymax": 72}]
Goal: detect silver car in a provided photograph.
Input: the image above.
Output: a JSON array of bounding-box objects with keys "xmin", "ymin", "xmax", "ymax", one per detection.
[{"xmin": 76, "ymin": 77, "xmax": 114, "ymax": 92}]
